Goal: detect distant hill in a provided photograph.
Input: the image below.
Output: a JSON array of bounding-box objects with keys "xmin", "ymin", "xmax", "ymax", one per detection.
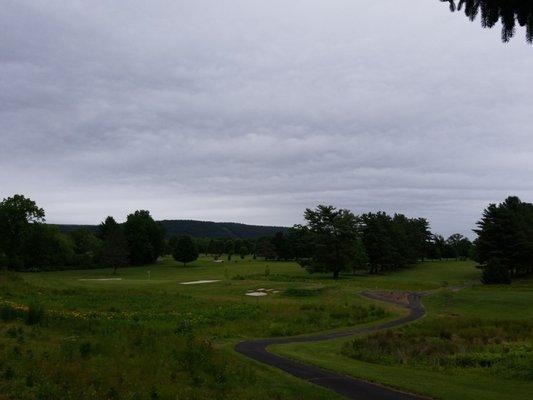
[{"xmin": 54, "ymin": 219, "xmax": 289, "ymax": 239}]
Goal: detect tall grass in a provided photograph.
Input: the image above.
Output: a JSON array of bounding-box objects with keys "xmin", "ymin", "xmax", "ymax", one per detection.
[{"xmin": 341, "ymin": 318, "xmax": 533, "ymax": 380}]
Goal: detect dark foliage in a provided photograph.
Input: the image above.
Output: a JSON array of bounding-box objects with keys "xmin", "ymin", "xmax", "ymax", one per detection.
[
  {"xmin": 271, "ymin": 232, "xmax": 293, "ymax": 260},
  {"xmin": 426, "ymin": 233, "xmax": 473, "ymax": 260},
  {"xmin": 361, "ymin": 212, "xmax": 431, "ymax": 273},
  {"xmin": 172, "ymin": 235, "xmax": 199, "ymax": 266},
  {"xmin": 474, "ymin": 196, "xmax": 533, "ymax": 282},
  {"xmin": 255, "ymin": 237, "xmax": 279, "ymax": 260},
  {"xmin": 481, "ymin": 258, "xmax": 511, "ymax": 284},
  {"xmin": 100, "ymin": 218, "xmax": 129, "ymax": 274},
  {"xmin": 0, "ymin": 195, "xmax": 45, "ymax": 268},
  {"xmin": 292, "ymin": 205, "xmax": 362, "ymax": 279},
  {"xmin": 21, "ymin": 224, "xmax": 75, "ymax": 269},
  {"xmin": 68, "ymin": 228, "xmax": 102, "ymax": 267},
  {"xmin": 440, "ymin": 0, "xmax": 533, "ymax": 43},
  {"xmin": 124, "ymin": 210, "xmax": 165, "ymax": 265}
]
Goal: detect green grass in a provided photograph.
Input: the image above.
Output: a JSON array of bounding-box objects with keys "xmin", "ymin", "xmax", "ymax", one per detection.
[
  {"xmin": 270, "ymin": 340, "xmax": 533, "ymax": 400},
  {"xmin": 0, "ymin": 256, "xmax": 387, "ymax": 399},
  {"xmin": 1, "ymin": 257, "xmax": 531, "ymax": 399},
  {"xmin": 271, "ymin": 275, "xmax": 533, "ymax": 400}
]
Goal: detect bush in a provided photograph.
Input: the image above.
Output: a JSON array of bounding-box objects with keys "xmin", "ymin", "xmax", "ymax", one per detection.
[
  {"xmin": 25, "ymin": 302, "xmax": 45, "ymax": 325},
  {"xmin": 79, "ymin": 341, "xmax": 93, "ymax": 358},
  {"xmin": 0, "ymin": 303, "xmax": 20, "ymax": 321}
]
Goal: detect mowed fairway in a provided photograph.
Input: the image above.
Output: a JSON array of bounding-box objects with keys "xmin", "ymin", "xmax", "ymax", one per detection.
[{"xmin": 1, "ymin": 257, "xmax": 531, "ymax": 399}]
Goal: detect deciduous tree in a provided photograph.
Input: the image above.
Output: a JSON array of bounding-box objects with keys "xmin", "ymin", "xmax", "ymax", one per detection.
[
  {"xmin": 123, "ymin": 210, "xmax": 165, "ymax": 265},
  {"xmin": 0, "ymin": 195, "xmax": 45, "ymax": 268},
  {"xmin": 172, "ymin": 235, "xmax": 199, "ymax": 266}
]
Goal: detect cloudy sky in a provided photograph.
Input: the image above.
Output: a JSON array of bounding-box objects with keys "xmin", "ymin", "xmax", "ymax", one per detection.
[{"xmin": 1, "ymin": 0, "xmax": 532, "ymax": 236}]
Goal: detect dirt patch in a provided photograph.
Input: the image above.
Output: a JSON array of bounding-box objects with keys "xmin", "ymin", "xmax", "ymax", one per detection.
[{"xmin": 363, "ymin": 291, "xmax": 410, "ymax": 306}]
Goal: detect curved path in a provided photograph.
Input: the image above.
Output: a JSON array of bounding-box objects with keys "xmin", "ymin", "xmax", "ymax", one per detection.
[{"xmin": 235, "ymin": 292, "xmax": 428, "ymax": 400}]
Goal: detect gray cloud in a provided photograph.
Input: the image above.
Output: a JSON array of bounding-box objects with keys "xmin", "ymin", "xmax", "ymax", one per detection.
[{"xmin": 1, "ymin": 0, "xmax": 532, "ymax": 237}]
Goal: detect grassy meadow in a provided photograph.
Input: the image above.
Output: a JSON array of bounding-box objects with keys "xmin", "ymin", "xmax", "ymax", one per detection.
[{"xmin": 1, "ymin": 256, "xmax": 531, "ymax": 399}]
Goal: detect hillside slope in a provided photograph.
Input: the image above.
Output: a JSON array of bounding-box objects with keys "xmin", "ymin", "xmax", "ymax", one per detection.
[{"xmin": 54, "ymin": 219, "xmax": 288, "ymax": 239}]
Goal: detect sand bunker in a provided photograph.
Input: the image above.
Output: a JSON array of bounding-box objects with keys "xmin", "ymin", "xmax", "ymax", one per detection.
[
  {"xmin": 246, "ymin": 291, "xmax": 268, "ymax": 297},
  {"xmin": 78, "ymin": 278, "xmax": 122, "ymax": 281},
  {"xmin": 245, "ymin": 288, "xmax": 279, "ymax": 297},
  {"xmin": 180, "ymin": 280, "xmax": 220, "ymax": 285}
]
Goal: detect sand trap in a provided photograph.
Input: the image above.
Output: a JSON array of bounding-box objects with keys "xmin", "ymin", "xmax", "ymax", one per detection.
[
  {"xmin": 246, "ymin": 288, "xmax": 280, "ymax": 297},
  {"xmin": 246, "ymin": 291, "xmax": 268, "ymax": 297},
  {"xmin": 78, "ymin": 278, "xmax": 122, "ymax": 281},
  {"xmin": 180, "ymin": 280, "xmax": 220, "ymax": 285}
]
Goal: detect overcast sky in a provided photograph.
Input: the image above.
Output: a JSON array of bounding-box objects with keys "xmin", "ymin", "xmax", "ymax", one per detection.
[{"xmin": 1, "ymin": 0, "xmax": 532, "ymax": 237}]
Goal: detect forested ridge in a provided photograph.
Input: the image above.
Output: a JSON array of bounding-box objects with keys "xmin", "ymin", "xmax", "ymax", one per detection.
[{"xmin": 55, "ymin": 220, "xmax": 289, "ymax": 239}]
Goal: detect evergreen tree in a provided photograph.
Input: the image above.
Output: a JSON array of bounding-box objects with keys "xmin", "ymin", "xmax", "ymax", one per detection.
[
  {"xmin": 474, "ymin": 196, "xmax": 533, "ymax": 281},
  {"xmin": 442, "ymin": 0, "xmax": 533, "ymax": 43},
  {"xmin": 98, "ymin": 216, "xmax": 119, "ymax": 240},
  {"xmin": 293, "ymin": 205, "xmax": 361, "ymax": 279},
  {"xmin": 361, "ymin": 212, "xmax": 430, "ymax": 273},
  {"xmin": 480, "ymin": 258, "xmax": 511, "ymax": 285}
]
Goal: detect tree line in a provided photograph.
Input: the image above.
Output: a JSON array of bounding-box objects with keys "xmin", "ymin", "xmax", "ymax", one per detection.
[
  {"xmin": 0, "ymin": 194, "xmax": 283, "ymax": 272},
  {"xmin": 0, "ymin": 195, "xmax": 166, "ymax": 272},
  {"xmin": 280, "ymin": 205, "xmax": 471, "ymax": 279},
  {"xmin": 7, "ymin": 194, "xmax": 511, "ymax": 282}
]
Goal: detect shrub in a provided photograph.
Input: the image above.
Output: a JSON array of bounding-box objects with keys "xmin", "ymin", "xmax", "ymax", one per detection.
[
  {"xmin": 79, "ymin": 341, "xmax": 93, "ymax": 358},
  {"xmin": 341, "ymin": 317, "xmax": 533, "ymax": 375},
  {"xmin": 25, "ymin": 302, "xmax": 45, "ymax": 325},
  {"xmin": 0, "ymin": 303, "xmax": 19, "ymax": 321}
]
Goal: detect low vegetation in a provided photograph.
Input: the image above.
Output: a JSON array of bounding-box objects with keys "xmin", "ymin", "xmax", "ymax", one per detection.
[
  {"xmin": 272, "ymin": 280, "xmax": 533, "ymax": 400},
  {"xmin": 0, "ymin": 256, "xmax": 397, "ymax": 399},
  {"xmin": 341, "ymin": 318, "xmax": 533, "ymax": 380}
]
